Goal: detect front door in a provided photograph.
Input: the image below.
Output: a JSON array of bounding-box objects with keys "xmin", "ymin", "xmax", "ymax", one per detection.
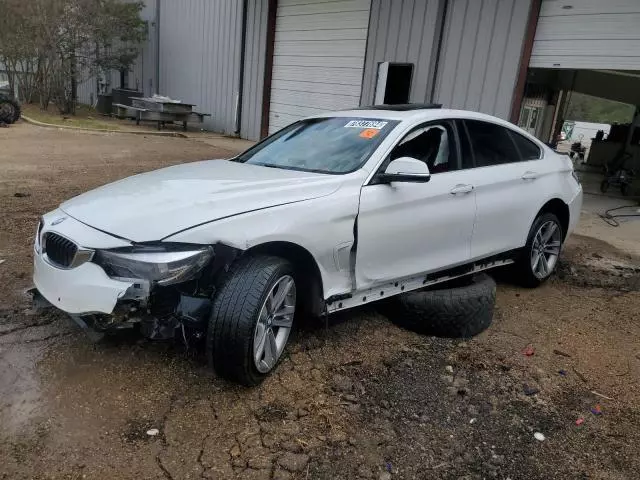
[{"xmin": 355, "ymin": 121, "xmax": 477, "ymax": 289}]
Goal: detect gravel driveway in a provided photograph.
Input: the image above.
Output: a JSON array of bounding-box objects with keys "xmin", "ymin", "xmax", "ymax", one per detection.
[{"xmin": 1, "ymin": 123, "xmax": 639, "ymax": 480}]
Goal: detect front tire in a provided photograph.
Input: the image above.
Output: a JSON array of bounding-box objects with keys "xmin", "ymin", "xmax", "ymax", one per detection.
[
  {"xmin": 207, "ymin": 255, "xmax": 296, "ymax": 386},
  {"xmin": 514, "ymin": 212, "xmax": 563, "ymax": 287}
]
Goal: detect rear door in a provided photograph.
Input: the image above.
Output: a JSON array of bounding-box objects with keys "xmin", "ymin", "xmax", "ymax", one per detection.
[
  {"xmin": 459, "ymin": 119, "xmax": 544, "ymax": 259},
  {"xmin": 355, "ymin": 120, "xmax": 477, "ymax": 289}
]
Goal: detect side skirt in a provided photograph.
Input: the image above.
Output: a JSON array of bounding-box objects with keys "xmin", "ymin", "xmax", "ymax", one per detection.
[{"xmin": 326, "ymin": 251, "xmax": 518, "ymax": 313}]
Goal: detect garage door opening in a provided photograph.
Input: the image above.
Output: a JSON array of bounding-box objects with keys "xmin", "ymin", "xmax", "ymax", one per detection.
[{"xmin": 520, "ymin": 68, "xmax": 640, "ymax": 198}]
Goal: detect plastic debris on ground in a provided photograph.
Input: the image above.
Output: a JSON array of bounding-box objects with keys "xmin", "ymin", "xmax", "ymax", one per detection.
[
  {"xmin": 575, "ymin": 418, "xmax": 585, "ymax": 426},
  {"xmin": 523, "ymin": 345, "xmax": 535, "ymax": 356},
  {"xmin": 146, "ymin": 428, "xmax": 160, "ymax": 436},
  {"xmin": 534, "ymin": 432, "xmax": 545, "ymax": 441},
  {"xmin": 558, "ymin": 369, "xmax": 567, "ymax": 376},
  {"xmin": 591, "ymin": 404, "xmax": 603, "ymax": 416}
]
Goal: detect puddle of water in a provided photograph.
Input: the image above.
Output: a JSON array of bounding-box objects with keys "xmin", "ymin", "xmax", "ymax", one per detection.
[{"xmin": 0, "ymin": 342, "xmax": 46, "ymax": 436}]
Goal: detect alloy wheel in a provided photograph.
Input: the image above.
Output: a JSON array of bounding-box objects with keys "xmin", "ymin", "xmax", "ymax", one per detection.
[
  {"xmin": 530, "ymin": 220, "xmax": 562, "ymax": 279},
  {"xmin": 253, "ymin": 275, "xmax": 296, "ymax": 373}
]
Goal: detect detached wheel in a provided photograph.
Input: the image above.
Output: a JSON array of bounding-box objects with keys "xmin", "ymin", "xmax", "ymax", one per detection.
[
  {"xmin": 0, "ymin": 97, "xmax": 20, "ymax": 124},
  {"xmin": 386, "ymin": 274, "xmax": 496, "ymax": 338},
  {"xmin": 514, "ymin": 212, "xmax": 563, "ymax": 287},
  {"xmin": 207, "ymin": 255, "xmax": 296, "ymax": 386}
]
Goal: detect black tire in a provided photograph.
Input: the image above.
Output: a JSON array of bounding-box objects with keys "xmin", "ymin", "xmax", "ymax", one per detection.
[
  {"xmin": 620, "ymin": 183, "xmax": 630, "ymax": 196},
  {"xmin": 385, "ymin": 274, "xmax": 496, "ymax": 338},
  {"xmin": 600, "ymin": 180, "xmax": 609, "ymax": 193},
  {"xmin": 513, "ymin": 212, "xmax": 563, "ymax": 287},
  {"xmin": 11, "ymin": 100, "xmax": 21, "ymax": 123},
  {"xmin": 206, "ymin": 254, "xmax": 295, "ymax": 386},
  {"xmin": 0, "ymin": 97, "xmax": 20, "ymax": 124}
]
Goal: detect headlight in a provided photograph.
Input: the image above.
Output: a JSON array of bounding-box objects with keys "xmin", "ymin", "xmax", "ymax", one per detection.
[
  {"xmin": 35, "ymin": 218, "xmax": 44, "ymax": 253},
  {"xmin": 95, "ymin": 244, "xmax": 214, "ymax": 286}
]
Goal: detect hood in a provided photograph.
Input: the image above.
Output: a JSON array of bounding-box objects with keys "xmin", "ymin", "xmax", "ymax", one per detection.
[{"xmin": 60, "ymin": 160, "xmax": 343, "ymax": 242}]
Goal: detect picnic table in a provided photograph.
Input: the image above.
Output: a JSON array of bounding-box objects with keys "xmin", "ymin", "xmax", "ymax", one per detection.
[{"xmin": 113, "ymin": 96, "xmax": 211, "ymax": 131}]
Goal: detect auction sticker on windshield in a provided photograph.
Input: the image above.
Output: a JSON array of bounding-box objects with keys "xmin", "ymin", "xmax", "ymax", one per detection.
[
  {"xmin": 344, "ymin": 120, "xmax": 388, "ymax": 129},
  {"xmin": 359, "ymin": 128, "xmax": 380, "ymax": 139}
]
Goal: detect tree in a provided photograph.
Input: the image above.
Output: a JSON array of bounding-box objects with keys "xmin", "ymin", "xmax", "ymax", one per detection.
[
  {"xmin": 565, "ymin": 92, "xmax": 635, "ymax": 125},
  {"xmin": 0, "ymin": 0, "xmax": 147, "ymax": 113}
]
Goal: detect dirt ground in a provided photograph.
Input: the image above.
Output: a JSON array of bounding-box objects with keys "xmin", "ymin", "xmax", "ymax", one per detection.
[{"xmin": 1, "ymin": 123, "xmax": 639, "ymax": 480}]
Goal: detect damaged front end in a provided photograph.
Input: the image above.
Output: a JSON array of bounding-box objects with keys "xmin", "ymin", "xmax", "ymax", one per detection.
[{"xmin": 33, "ymin": 236, "xmax": 240, "ymax": 343}]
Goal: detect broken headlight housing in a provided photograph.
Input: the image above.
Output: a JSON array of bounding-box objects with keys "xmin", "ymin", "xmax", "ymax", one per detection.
[{"xmin": 95, "ymin": 244, "xmax": 214, "ymax": 286}]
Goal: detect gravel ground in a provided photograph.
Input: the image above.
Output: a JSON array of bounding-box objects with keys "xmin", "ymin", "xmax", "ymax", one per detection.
[{"xmin": 1, "ymin": 123, "xmax": 639, "ymax": 480}]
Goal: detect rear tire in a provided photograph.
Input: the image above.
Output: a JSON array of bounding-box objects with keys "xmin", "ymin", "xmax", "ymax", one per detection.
[
  {"xmin": 513, "ymin": 212, "xmax": 563, "ymax": 287},
  {"xmin": 206, "ymin": 255, "xmax": 296, "ymax": 386}
]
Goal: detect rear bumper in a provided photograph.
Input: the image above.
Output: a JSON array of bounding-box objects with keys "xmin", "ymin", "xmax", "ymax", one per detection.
[
  {"xmin": 33, "ymin": 249, "xmax": 134, "ymax": 315},
  {"xmin": 567, "ymin": 186, "xmax": 583, "ymax": 237}
]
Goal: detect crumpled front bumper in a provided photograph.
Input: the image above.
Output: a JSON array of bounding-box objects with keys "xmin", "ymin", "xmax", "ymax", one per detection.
[
  {"xmin": 33, "ymin": 249, "xmax": 134, "ymax": 315},
  {"xmin": 33, "ymin": 209, "xmax": 137, "ymax": 315}
]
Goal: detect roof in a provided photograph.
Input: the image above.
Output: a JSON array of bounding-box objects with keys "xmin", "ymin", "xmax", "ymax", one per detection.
[
  {"xmin": 306, "ymin": 107, "xmax": 548, "ymax": 149},
  {"xmin": 356, "ymin": 103, "xmax": 442, "ymax": 111},
  {"xmin": 312, "ymin": 107, "xmax": 514, "ymax": 124}
]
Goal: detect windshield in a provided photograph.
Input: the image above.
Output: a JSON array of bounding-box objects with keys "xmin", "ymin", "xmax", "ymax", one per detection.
[{"xmin": 236, "ymin": 117, "xmax": 399, "ymax": 174}]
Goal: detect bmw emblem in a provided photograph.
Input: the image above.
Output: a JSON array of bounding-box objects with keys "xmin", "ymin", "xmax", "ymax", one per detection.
[{"xmin": 51, "ymin": 217, "xmax": 67, "ymax": 226}]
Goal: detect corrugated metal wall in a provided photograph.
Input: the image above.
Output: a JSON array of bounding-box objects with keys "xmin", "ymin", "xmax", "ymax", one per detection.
[
  {"xmin": 77, "ymin": 69, "xmax": 97, "ymax": 106},
  {"xmin": 531, "ymin": 0, "xmax": 640, "ymax": 70},
  {"xmin": 361, "ymin": 0, "xmax": 445, "ymax": 106},
  {"xmin": 129, "ymin": 0, "xmax": 158, "ymax": 96},
  {"xmin": 158, "ymin": 0, "xmax": 243, "ymax": 135},
  {"xmin": 241, "ymin": 0, "xmax": 269, "ymax": 141},
  {"xmin": 433, "ymin": 0, "xmax": 532, "ymax": 119}
]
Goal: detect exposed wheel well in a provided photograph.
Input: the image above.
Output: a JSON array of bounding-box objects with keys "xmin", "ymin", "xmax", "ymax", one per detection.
[
  {"xmin": 246, "ymin": 241, "xmax": 325, "ymax": 317},
  {"xmin": 538, "ymin": 199, "xmax": 570, "ymax": 240}
]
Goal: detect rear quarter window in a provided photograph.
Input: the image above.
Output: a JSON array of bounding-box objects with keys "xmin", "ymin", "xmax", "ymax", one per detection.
[{"xmin": 509, "ymin": 130, "xmax": 542, "ymax": 160}]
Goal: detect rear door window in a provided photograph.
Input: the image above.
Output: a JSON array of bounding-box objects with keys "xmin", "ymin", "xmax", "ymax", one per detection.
[{"xmin": 464, "ymin": 120, "xmax": 520, "ymax": 167}]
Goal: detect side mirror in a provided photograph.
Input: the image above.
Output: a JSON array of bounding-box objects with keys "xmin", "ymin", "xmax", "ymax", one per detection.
[{"xmin": 376, "ymin": 157, "xmax": 431, "ymax": 184}]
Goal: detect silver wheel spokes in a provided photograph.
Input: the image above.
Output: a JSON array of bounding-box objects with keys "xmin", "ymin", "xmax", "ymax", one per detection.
[
  {"xmin": 253, "ymin": 275, "xmax": 296, "ymax": 373},
  {"xmin": 531, "ymin": 220, "xmax": 562, "ymax": 279}
]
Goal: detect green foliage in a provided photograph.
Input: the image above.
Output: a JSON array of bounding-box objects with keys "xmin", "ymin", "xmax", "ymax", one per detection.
[
  {"xmin": 0, "ymin": 0, "xmax": 147, "ymax": 112},
  {"xmin": 565, "ymin": 92, "xmax": 635, "ymax": 125}
]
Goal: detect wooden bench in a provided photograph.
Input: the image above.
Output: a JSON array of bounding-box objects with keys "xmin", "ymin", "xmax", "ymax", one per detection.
[{"xmin": 113, "ymin": 103, "xmax": 211, "ymax": 131}]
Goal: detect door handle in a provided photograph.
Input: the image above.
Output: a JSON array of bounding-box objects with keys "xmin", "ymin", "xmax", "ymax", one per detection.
[
  {"xmin": 522, "ymin": 171, "xmax": 538, "ymax": 180},
  {"xmin": 450, "ymin": 184, "xmax": 474, "ymax": 195}
]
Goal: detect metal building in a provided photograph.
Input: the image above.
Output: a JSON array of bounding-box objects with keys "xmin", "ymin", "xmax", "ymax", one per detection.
[
  {"xmin": 84, "ymin": 0, "xmax": 536, "ymax": 141},
  {"xmin": 83, "ymin": 0, "xmax": 537, "ymax": 140}
]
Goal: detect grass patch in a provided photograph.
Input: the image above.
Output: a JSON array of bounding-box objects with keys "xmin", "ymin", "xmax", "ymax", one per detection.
[{"xmin": 21, "ymin": 104, "xmax": 122, "ymax": 130}]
